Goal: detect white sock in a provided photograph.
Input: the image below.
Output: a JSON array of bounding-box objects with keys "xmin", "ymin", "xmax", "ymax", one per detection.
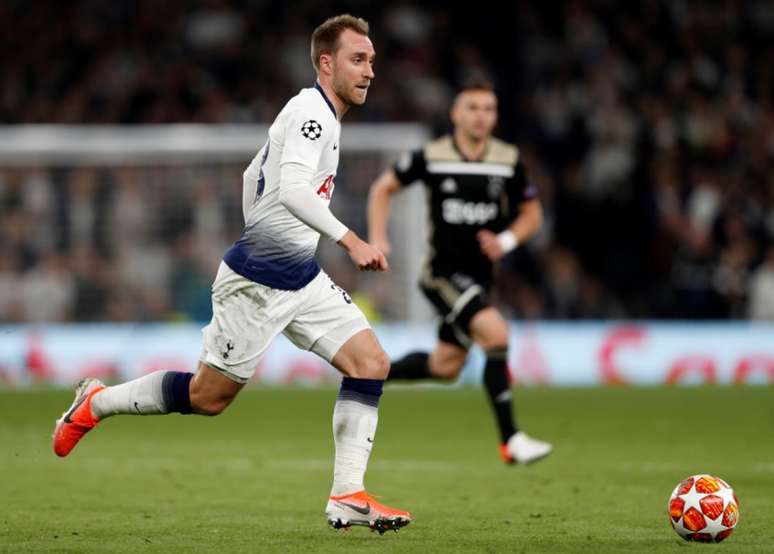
[
  {"xmin": 91, "ymin": 370, "xmax": 169, "ymax": 418},
  {"xmin": 330, "ymin": 395, "xmax": 379, "ymax": 497}
]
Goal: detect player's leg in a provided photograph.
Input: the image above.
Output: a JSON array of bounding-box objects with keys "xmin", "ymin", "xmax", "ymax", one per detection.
[
  {"xmin": 283, "ymin": 272, "xmax": 410, "ymax": 532},
  {"xmin": 53, "ymin": 262, "xmax": 287, "ymax": 457},
  {"xmin": 326, "ymin": 329, "xmax": 411, "ymax": 532},
  {"xmin": 94, "ymin": 361, "xmax": 243, "ymax": 417},
  {"xmin": 390, "ymin": 337, "xmax": 468, "ymax": 383},
  {"xmin": 327, "ymin": 328, "xmax": 388, "ymax": 498},
  {"xmin": 53, "ymin": 370, "xmax": 196, "ymax": 458},
  {"xmin": 388, "ymin": 270, "xmax": 470, "ymax": 382},
  {"xmin": 92, "ymin": 359, "xmax": 247, "ymax": 419},
  {"xmin": 387, "ymin": 350, "xmax": 432, "ymax": 380},
  {"xmin": 388, "ymin": 332, "xmax": 467, "ymax": 381},
  {"xmin": 469, "ymin": 308, "xmax": 552, "ymax": 464},
  {"xmin": 469, "ymin": 308, "xmax": 516, "ymax": 444},
  {"xmin": 427, "ymin": 340, "xmax": 468, "ymax": 380},
  {"xmin": 52, "ymin": 362, "xmax": 243, "ymax": 457}
]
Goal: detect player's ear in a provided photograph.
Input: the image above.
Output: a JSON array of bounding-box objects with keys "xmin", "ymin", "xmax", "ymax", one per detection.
[
  {"xmin": 450, "ymin": 103, "xmax": 459, "ymax": 125},
  {"xmin": 319, "ymin": 53, "xmax": 334, "ymax": 76},
  {"xmin": 450, "ymin": 94, "xmax": 462, "ymax": 123}
]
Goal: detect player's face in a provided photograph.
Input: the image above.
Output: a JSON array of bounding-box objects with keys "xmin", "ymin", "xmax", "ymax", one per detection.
[
  {"xmin": 331, "ymin": 29, "xmax": 375, "ymax": 106},
  {"xmin": 451, "ymin": 90, "xmax": 498, "ymax": 141}
]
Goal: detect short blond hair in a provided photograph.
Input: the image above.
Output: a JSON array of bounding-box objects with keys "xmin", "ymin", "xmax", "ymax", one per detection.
[{"xmin": 310, "ymin": 14, "xmax": 370, "ymax": 71}]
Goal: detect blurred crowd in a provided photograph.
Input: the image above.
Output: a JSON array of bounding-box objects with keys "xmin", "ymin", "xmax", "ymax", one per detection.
[
  {"xmin": 0, "ymin": 165, "xmax": 244, "ymax": 322},
  {"xmin": 1, "ymin": 0, "xmax": 773, "ymax": 322}
]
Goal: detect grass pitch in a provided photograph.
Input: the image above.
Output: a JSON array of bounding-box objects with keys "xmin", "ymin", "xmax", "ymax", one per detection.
[{"xmin": 1, "ymin": 386, "xmax": 772, "ymax": 553}]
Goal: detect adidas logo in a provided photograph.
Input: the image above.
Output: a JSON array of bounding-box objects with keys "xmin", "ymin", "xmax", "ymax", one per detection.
[{"xmin": 440, "ymin": 177, "xmax": 458, "ymax": 193}]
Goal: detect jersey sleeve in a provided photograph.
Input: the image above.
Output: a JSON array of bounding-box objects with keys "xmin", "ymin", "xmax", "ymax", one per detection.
[
  {"xmin": 280, "ymin": 107, "xmax": 330, "ymax": 174},
  {"xmin": 506, "ymin": 159, "xmax": 539, "ymax": 214},
  {"xmin": 392, "ymin": 149, "xmax": 427, "ymax": 187}
]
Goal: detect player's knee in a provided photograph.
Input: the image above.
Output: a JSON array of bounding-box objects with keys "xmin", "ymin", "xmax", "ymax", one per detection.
[
  {"xmin": 196, "ymin": 398, "xmax": 232, "ymax": 416},
  {"xmin": 196, "ymin": 399, "xmax": 229, "ymax": 416},
  {"xmin": 434, "ymin": 367, "xmax": 461, "ymax": 381},
  {"xmin": 429, "ymin": 358, "xmax": 464, "ymax": 381},
  {"xmin": 477, "ymin": 329, "xmax": 509, "ymax": 351},
  {"xmin": 350, "ymin": 349, "xmax": 390, "ymax": 379},
  {"xmin": 189, "ymin": 391, "xmax": 233, "ymax": 416}
]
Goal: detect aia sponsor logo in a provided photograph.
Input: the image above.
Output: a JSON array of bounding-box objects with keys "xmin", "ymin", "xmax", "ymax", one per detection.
[{"xmin": 317, "ymin": 175, "xmax": 334, "ymax": 200}]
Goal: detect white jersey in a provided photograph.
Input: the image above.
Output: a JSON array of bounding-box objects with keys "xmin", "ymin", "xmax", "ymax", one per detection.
[{"xmin": 223, "ymin": 84, "xmax": 341, "ymax": 289}]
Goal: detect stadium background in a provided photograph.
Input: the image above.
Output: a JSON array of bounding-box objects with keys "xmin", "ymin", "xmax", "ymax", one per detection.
[
  {"xmin": 1, "ymin": 0, "xmax": 773, "ymax": 388},
  {"xmin": 1, "ymin": 2, "xmax": 773, "ymax": 552}
]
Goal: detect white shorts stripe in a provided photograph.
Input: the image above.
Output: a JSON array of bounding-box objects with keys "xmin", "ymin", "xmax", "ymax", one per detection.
[{"xmin": 447, "ymin": 284, "xmax": 483, "ymax": 321}]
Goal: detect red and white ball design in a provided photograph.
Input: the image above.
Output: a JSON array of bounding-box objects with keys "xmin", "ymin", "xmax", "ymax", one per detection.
[{"xmin": 668, "ymin": 474, "xmax": 739, "ymax": 543}]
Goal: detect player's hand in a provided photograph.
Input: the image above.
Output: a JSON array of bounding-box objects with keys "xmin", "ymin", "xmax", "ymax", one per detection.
[
  {"xmin": 477, "ymin": 229, "xmax": 505, "ymax": 262},
  {"xmin": 339, "ymin": 231, "xmax": 389, "ymax": 272}
]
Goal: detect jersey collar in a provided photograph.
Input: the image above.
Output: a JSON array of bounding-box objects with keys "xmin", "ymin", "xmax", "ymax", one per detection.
[
  {"xmin": 314, "ymin": 82, "xmax": 337, "ymax": 118},
  {"xmin": 451, "ymin": 134, "xmax": 489, "ymax": 162}
]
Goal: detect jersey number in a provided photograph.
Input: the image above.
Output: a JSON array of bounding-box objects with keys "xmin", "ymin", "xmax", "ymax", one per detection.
[{"xmin": 330, "ymin": 283, "xmax": 352, "ymax": 304}]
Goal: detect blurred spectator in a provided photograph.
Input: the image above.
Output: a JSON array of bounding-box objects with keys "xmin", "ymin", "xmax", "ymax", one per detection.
[
  {"xmin": 749, "ymin": 246, "xmax": 774, "ymax": 320},
  {"xmin": 0, "ymin": 245, "xmax": 21, "ymax": 320},
  {"xmin": 19, "ymin": 251, "xmax": 75, "ymax": 322},
  {"xmin": 168, "ymin": 234, "xmax": 214, "ymax": 322}
]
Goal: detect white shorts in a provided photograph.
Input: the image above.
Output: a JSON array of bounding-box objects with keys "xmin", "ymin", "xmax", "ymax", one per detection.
[{"xmin": 200, "ymin": 262, "xmax": 370, "ymax": 383}]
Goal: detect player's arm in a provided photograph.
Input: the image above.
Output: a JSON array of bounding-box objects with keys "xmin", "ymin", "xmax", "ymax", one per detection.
[
  {"xmin": 367, "ymin": 150, "xmax": 425, "ymax": 256},
  {"xmin": 477, "ymin": 199, "xmax": 543, "ymax": 262},
  {"xmin": 366, "ymin": 169, "xmax": 402, "ymax": 256},
  {"xmin": 279, "ymin": 109, "xmax": 386, "ymax": 272},
  {"xmin": 278, "ymin": 163, "xmax": 387, "ymax": 272},
  {"xmin": 478, "ymin": 156, "xmax": 543, "ymax": 262},
  {"xmin": 338, "ymin": 229, "xmax": 389, "ymax": 272},
  {"xmin": 279, "ymin": 183, "xmax": 387, "ymax": 272}
]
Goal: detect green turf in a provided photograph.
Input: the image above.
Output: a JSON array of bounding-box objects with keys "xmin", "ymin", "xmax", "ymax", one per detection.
[{"xmin": 1, "ymin": 386, "xmax": 772, "ymax": 553}]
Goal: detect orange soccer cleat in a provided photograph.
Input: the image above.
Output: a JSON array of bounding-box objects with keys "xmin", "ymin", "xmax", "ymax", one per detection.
[
  {"xmin": 326, "ymin": 490, "xmax": 411, "ymax": 534},
  {"xmin": 52, "ymin": 378, "xmax": 106, "ymax": 457}
]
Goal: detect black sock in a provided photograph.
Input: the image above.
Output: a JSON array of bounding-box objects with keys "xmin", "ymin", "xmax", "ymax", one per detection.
[
  {"xmin": 161, "ymin": 371, "xmax": 193, "ymax": 414},
  {"xmin": 483, "ymin": 347, "xmax": 518, "ymax": 443},
  {"xmin": 387, "ymin": 351, "xmax": 431, "ymax": 381}
]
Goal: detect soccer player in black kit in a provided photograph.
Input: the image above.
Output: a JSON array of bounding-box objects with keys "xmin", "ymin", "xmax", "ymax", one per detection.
[{"xmin": 367, "ymin": 80, "xmax": 552, "ymax": 464}]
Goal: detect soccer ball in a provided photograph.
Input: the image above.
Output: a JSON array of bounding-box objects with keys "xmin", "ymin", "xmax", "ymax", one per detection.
[{"xmin": 668, "ymin": 474, "xmax": 739, "ymax": 543}]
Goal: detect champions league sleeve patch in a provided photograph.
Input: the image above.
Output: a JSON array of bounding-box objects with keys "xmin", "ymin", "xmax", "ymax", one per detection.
[{"xmin": 301, "ymin": 120, "xmax": 323, "ymax": 140}]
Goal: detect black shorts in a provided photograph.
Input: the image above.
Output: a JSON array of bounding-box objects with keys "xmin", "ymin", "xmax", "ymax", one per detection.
[{"xmin": 419, "ymin": 267, "xmax": 490, "ymax": 349}]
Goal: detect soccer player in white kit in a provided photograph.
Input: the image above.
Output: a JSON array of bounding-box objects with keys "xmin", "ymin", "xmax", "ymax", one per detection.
[{"xmin": 52, "ymin": 14, "xmax": 411, "ymax": 534}]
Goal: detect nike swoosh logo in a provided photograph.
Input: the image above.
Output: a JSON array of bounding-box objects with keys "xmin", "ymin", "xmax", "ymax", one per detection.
[
  {"xmin": 63, "ymin": 394, "xmax": 88, "ymax": 423},
  {"xmin": 338, "ymin": 501, "xmax": 370, "ymax": 515},
  {"xmin": 333, "ymin": 144, "xmax": 338, "ymax": 150},
  {"xmin": 495, "ymin": 390, "xmax": 512, "ymax": 402},
  {"xmin": 366, "ymin": 437, "xmax": 374, "ymax": 443},
  {"xmin": 134, "ymin": 401, "xmax": 142, "ymax": 414}
]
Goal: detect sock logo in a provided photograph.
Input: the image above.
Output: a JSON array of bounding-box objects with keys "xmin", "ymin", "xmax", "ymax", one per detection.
[
  {"xmin": 338, "ymin": 501, "xmax": 371, "ymax": 515},
  {"xmin": 495, "ymin": 390, "xmax": 513, "ymax": 402},
  {"xmin": 366, "ymin": 437, "xmax": 374, "ymax": 443},
  {"xmin": 134, "ymin": 401, "xmax": 142, "ymax": 414}
]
